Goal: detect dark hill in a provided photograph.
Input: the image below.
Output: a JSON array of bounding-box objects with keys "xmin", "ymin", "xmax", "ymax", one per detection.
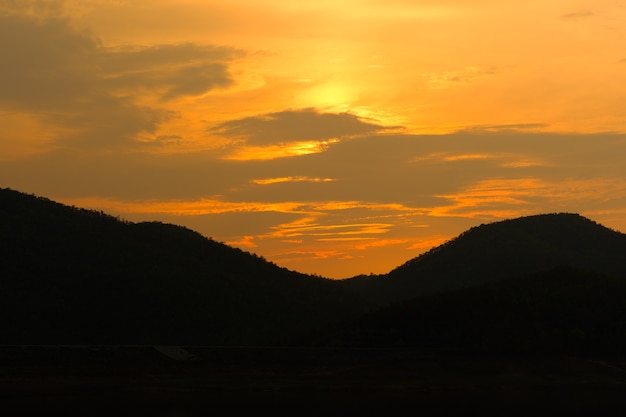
[
  {"xmin": 342, "ymin": 213, "xmax": 626, "ymax": 306},
  {"xmin": 0, "ymin": 188, "xmax": 369, "ymax": 345},
  {"xmin": 317, "ymin": 266, "xmax": 626, "ymax": 355}
]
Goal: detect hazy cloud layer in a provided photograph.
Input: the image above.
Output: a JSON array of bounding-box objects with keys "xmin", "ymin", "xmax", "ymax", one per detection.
[
  {"xmin": 5, "ymin": 129, "xmax": 626, "ymax": 277},
  {"xmin": 0, "ymin": 7, "xmax": 241, "ymax": 150},
  {"xmin": 99, "ymin": 44, "xmax": 243, "ymax": 101},
  {"xmin": 422, "ymin": 66, "xmax": 498, "ymax": 89},
  {"xmin": 560, "ymin": 10, "xmax": 595, "ymax": 19}
]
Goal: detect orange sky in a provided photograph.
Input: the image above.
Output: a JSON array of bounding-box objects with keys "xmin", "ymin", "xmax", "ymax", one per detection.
[{"xmin": 3, "ymin": 1, "xmax": 626, "ymax": 278}]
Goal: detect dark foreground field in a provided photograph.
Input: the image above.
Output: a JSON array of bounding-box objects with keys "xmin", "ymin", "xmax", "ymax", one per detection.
[{"xmin": 1, "ymin": 346, "xmax": 626, "ymax": 416}]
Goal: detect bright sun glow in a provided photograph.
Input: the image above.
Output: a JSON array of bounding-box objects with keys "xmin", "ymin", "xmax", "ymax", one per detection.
[{"xmin": 301, "ymin": 83, "xmax": 356, "ymax": 109}]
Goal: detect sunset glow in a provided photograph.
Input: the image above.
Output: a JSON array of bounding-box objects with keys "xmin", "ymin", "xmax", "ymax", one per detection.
[{"xmin": 3, "ymin": 1, "xmax": 626, "ymax": 278}]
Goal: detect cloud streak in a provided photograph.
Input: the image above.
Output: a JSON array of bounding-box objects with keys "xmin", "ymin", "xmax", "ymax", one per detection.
[
  {"xmin": 251, "ymin": 176, "xmax": 335, "ymax": 185},
  {"xmin": 422, "ymin": 66, "xmax": 498, "ymax": 89},
  {"xmin": 560, "ymin": 10, "xmax": 595, "ymax": 20}
]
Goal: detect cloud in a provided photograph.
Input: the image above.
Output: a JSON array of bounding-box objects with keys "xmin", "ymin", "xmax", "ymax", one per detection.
[
  {"xmin": 99, "ymin": 43, "xmax": 243, "ymax": 101},
  {"xmin": 442, "ymin": 153, "xmax": 491, "ymax": 162},
  {"xmin": 227, "ymin": 235, "xmax": 257, "ymax": 249},
  {"xmin": 0, "ymin": 11, "xmax": 160, "ymax": 150},
  {"xmin": 0, "ymin": 13, "xmax": 100, "ymax": 108},
  {"xmin": 406, "ymin": 236, "xmax": 450, "ymax": 251},
  {"xmin": 0, "ymin": 0, "xmax": 64, "ymax": 18},
  {"xmin": 251, "ymin": 176, "xmax": 335, "ymax": 185},
  {"xmin": 455, "ymin": 123, "xmax": 549, "ymax": 134},
  {"xmin": 269, "ymin": 221, "xmax": 393, "ymax": 239},
  {"xmin": 560, "ymin": 10, "xmax": 595, "ymax": 20},
  {"xmin": 99, "ymin": 43, "xmax": 242, "ymax": 72},
  {"xmin": 69, "ymin": 198, "xmax": 415, "ymax": 218},
  {"xmin": 59, "ymin": 197, "xmax": 313, "ymax": 216},
  {"xmin": 209, "ymin": 108, "xmax": 390, "ymax": 146},
  {"xmin": 409, "ymin": 150, "xmax": 549, "ymax": 169},
  {"xmin": 421, "ymin": 66, "xmax": 498, "ymax": 89},
  {"xmin": 10, "ymin": 129, "xmax": 622, "ymax": 209},
  {"xmin": 222, "ymin": 140, "xmax": 341, "ymax": 161},
  {"xmin": 0, "ymin": 7, "xmax": 241, "ymax": 151},
  {"xmin": 431, "ymin": 177, "xmax": 626, "ymax": 219},
  {"xmin": 432, "ymin": 178, "xmax": 547, "ymax": 217},
  {"xmin": 7, "ymin": 128, "xmax": 626, "ymax": 277}
]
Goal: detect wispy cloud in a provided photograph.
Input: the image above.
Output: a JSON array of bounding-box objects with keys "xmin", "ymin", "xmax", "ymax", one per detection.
[
  {"xmin": 433, "ymin": 178, "xmax": 546, "ymax": 218},
  {"xmin": 227, "ymin": 235, "xmax": 257, "ymax": 248},
  {"xmin": 353, "ymin": 238, "xmax": 408, "ymax": 250},
  {"xmin": 268, "ymin": 219, "xmax": 393, "ymax": 239},
  {"xmin": 60, "ymin": 197, "xmax": 313, "ymax": 216},
  {"xmin": 59, "ymin": 196, "xmax": 421, "ymax": 218},
  {"xmin": 455, "ymin": 123, "xmax": 549, "ymax": 134},
  {"xmin": 406, "ymin": 236, "xmax": 451, "ymax": 251},
  {"xmin": 500, "ymin": 158, "xmax": 549, "ymax": 168},
  {"xmin": 442, "ymin": 153, "xmax": 491, "ymax": 162},
  {"xmin": 421, "ymin": 66, "xmax": 498, "ymax": 89},
  {"xmin": 409, "ymin": 151, "xmax": 545, "ymax": 167},
  {"xmin": 222, "ymin": 139, "xmax": 340, "ymax": 160},
  {"xmin": 251, "ymin": 176, "xmax": 335, "ymax": 185},
  {"xmin": 431, "ymin": 177, "xmax": 626, "ymax": 218},
  {"xmin": 560, "ymin": 10, "xmax": 595, "ymax": 20}
]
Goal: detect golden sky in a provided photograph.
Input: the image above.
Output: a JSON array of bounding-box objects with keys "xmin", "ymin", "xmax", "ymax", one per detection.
[{"xmin": 3, "ymin": 0, "xmax": 626, "ymax": 278}]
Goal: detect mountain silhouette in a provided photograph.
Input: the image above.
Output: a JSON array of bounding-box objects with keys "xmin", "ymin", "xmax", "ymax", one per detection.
[
  {"xmin": 5, "ymin": 187, "xmax": 626, "ymax": 414},
  {"xmin": 0, "ymin": 188, "xmax": 368, "ymax": 345},
  {"xmin": 318, "ymin": 266, "xmax": 626, "ymax": 354},
  {"xmin": 342, "ymin": 213, "xmax": 626, "ymax": 306},
  {"xmin": 4, "ymin": 187, "xmax": 626, "ymax": 353}
]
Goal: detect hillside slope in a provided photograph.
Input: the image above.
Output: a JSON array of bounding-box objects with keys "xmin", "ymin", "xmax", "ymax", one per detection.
[
  {"xmin": 342, "ymin": 213, "xmax": 626, "ymax": 306},
  {"xmin": 319, "ymin": 267, "xmax": 626, "ymax": 354},
  {"xmin": 0, "ymin": 188, "xmax": 368, "ymax": 345}
]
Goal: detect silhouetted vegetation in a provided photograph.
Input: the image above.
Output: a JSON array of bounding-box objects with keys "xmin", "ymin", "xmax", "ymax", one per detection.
[
  {"xmin": 4, "ymin": 187, "xmax": 626, "ymax": 356},
  {"xmin": 319, "ymin": 267, "xmax": 626, "ymax": 354},
  {"xmin": 342, "ymin": 213, "xmax": 626, "ymax": 306},
  {"xmin": 6, "ymin": 188, "xmax": 626, "ymax": 414},
  {"xmin": 0, "ymin": 188, "xmax": 369, "ymax": 346}
]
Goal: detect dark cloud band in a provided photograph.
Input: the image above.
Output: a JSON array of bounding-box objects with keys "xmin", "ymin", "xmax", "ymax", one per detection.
[{"xmin": 209, "ymin": 108, "xmax": 393, "ymax": 146}]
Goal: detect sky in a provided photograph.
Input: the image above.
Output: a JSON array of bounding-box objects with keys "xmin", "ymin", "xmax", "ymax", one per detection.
[{"xmin": 2, "ymin": 0, "xmax": 626, "ymax": 278}]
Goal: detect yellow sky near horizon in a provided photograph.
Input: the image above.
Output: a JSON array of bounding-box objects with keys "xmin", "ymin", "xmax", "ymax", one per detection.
[{"xmin": 3, "ymin": 1, "xmax": 626, "ymax": 278}]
